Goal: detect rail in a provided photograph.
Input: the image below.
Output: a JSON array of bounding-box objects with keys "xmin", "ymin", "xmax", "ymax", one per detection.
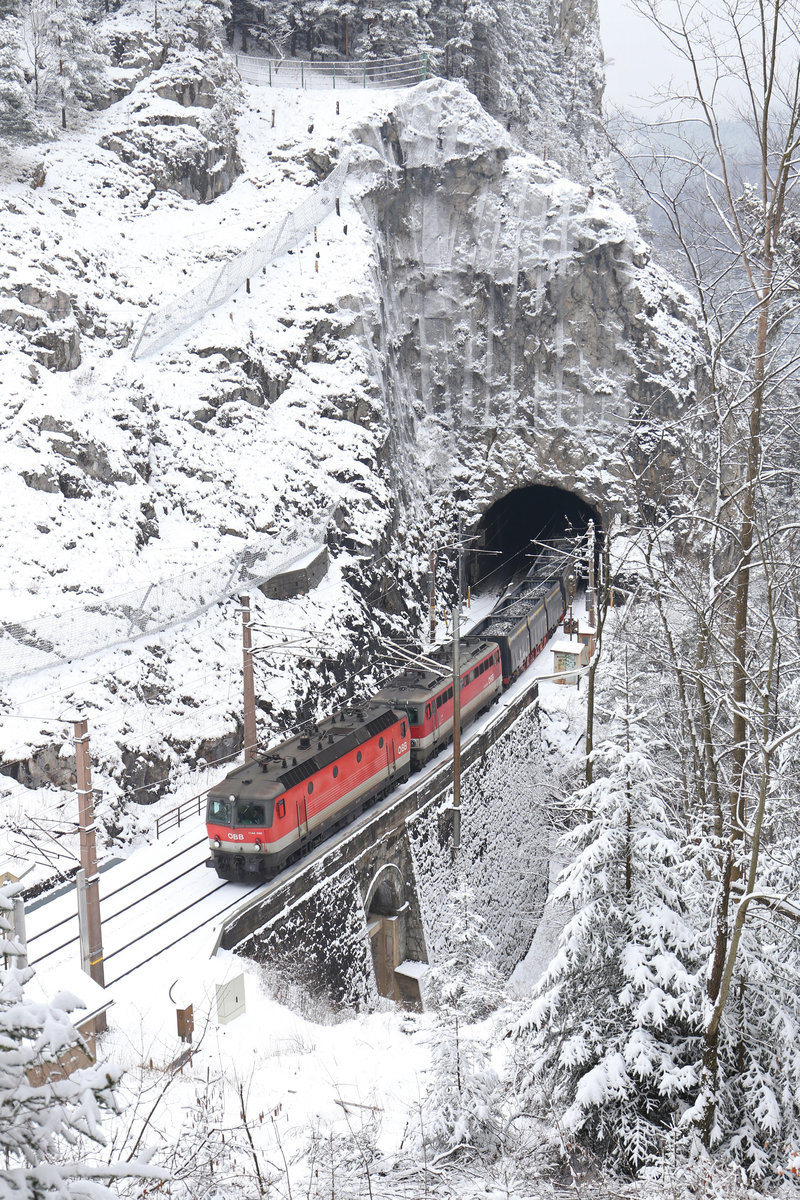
[
  {"xmin": 0, "ymin": 535, "xmax": 327, "ymax": 684},
  {"xmin": 131, "ymin": 155, "xmax": 350, "ymax": 360}
]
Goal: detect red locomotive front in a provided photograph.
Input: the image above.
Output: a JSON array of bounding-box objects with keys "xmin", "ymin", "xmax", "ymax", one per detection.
[{"xmin": 207, "ymin": 702, "xmax": 411, "ymax": 878}]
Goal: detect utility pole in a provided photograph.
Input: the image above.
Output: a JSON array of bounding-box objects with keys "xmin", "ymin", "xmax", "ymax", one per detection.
[
  {"xmin": 429, "ymin": 548, "xmax": 437, "ymax": 643},
  {"xmin": 73, "ymin": 719, "xmax": 106, "ymax": 1032},
  {"xmin": 587, "ymin": 518, "xmax": 596, "ymax": 627},
  {"xmin": 452, "ymin": 515, "xmax": 463, "ymax": 858},
  {"xmin": 240, "ymin": 594, "xmax": 257, "ymax": 762}
]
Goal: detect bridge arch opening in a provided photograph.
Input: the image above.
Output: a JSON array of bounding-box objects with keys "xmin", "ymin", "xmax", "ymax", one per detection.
[
  {"xmin": 363, "ymin": 864, "xmax": 425, "ymax": 1006},
  {"xmin": 467, "ymin": 484, "xmax": 602, "ymax": 589}
]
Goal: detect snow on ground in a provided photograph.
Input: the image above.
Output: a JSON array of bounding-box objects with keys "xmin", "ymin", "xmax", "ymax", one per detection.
[{"xmin": 3, "ymin": 38, "xmax": 600, "ymax": 1193}]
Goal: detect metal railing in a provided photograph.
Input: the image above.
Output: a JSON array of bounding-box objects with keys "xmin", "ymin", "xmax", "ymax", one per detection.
[
  {"xmin": 233, "ymin": 52, "xmax": 428, "ymax": 91},
  {"xmin": 0, "ymin": 534, "xmax": 326, "ymax": 684},
  {"xmin": 155, "ymin": 790, "xmax": 208, "ymax": 839},
  {"xmin": 131, "ymin": 153, "xmax": 350, "ymax": 361}
]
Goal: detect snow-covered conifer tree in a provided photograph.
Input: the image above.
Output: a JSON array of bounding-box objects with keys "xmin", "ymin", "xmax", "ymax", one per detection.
[
  {"xmin": 22, "ymin": 0, "xmax": 105, "ymax": 129},
  {"xmin": 514, "ymin": 728, "xmax": 704, "ymax": 1172},
  {"xmin": 0, "ymin": 0, "xmax": 36, "ymax": 140},
  {"xmin": 418, "ymin": 883, "xmax": 504, "ymax": 1156},
  {"xmin": 0, "ymin": 887, "xmax": 155, "ymax": 1199},
  {"xmin": 349, "ymin": 0, "xmax": 432, "ymax": 60}
]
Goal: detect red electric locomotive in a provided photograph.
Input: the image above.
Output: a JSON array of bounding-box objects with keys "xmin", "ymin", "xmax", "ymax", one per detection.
[
  {"xmin": 374, "ymin": 639, "xmax": 502, "ymax": 770},
  {"xmin": 206, "ymin": 701, "xmax": 411, "ymax": 878}
]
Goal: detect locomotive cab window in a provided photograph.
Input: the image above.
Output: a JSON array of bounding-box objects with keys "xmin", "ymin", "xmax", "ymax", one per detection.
[
  {"xmin": 408, "ymin": 706, "xmax": 421, "ymax": 724},
  {"xmin": 401, "ymin": 721, "xmax": 406, "ymax": 737},
  {"xmin": 207, "ymin": 798, "xmax": 232, "ymax": 826},
  {"xmin": 277, "ymin": 799, "xmax": 286, "ymax": 818},
  {"xmin": 425, "ymin": 704, "xmax": 432, "ymax": 719},
  {"xmin": 237, "ymin": 801, "xmax": 269, "ymax": 827}
]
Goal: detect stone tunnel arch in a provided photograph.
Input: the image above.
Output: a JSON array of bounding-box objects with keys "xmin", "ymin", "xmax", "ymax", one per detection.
[{"xmin": 466, "ymin": 484, "xmax": 603, "ymax": 589}]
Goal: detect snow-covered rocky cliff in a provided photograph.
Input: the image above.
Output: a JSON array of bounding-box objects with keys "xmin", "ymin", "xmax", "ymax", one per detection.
[{"xmin": 0, "ymin": 15, "xmax": 706, "ymax": 879}]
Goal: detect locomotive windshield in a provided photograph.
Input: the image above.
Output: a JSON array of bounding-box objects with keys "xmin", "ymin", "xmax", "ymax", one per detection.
[
  {"xmin": 207, "ymin": 798, "xmax": 232, "ymax": 826},
  {"xmin": 236, "ymin": 801, "xmax": 274, "ymax": 828},
  {"xmin": 407, "ymin": 706, "xmax": 421, "ymax": 724}
]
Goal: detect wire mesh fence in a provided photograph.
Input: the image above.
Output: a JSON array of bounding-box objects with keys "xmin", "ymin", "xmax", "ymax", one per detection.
[
  {"xmin": 233, "ymin": 51, "xmax": 429, "ymax": 90},
  {"xmin": 131, "ymin": 152, "xmax": 350, "ymax": 361},
  {"xmin": 0, "ymin": 534, "xmax": 326, "ymax": 685}
]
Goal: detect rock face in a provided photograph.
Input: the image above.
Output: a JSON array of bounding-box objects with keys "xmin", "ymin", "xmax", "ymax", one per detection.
[
  {"xmin": 0, "ymin": 284, "xmax": 81, "ymax": 371},
  {"xmin": 347, "ymin": 82, "xmax": 707, "ymax": 528},
  {"xmin": 99, "ymin": 55, "xmax": 242, "ymax": 204},
  {"xmin": 0, "ymin": 68, "xmax": 710, "ymax": 872}
]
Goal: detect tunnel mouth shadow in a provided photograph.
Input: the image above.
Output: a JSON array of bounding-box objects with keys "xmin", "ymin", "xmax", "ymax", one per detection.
[{"xmin": 467, "ymin": 484, "xmax": 602, "ymax": 589}]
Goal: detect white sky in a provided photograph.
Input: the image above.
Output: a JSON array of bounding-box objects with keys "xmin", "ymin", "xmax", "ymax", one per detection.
[{"xmin": 597, "ymin": 0, "xmax": 686, "ymax": 111}]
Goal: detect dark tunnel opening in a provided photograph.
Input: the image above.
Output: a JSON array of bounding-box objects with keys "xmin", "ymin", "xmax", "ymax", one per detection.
[{"xmin": 467, "ymin": 485, "xmax": 602, "ymax": 589}]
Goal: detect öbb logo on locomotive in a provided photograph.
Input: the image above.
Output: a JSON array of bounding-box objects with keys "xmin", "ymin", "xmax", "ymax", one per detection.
[{"xmin": 206, "ymin": 539, "xmax": 579, "ymax": 879}]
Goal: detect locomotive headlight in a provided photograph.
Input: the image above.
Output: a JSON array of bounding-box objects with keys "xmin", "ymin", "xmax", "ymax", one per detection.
[
  {"xmin": 214, "ymin": 837, "xmax": 221, "ymax": 849},
  {"xmin": 255, "ymin": 839, "xmax": 262, "ymax": 851}
]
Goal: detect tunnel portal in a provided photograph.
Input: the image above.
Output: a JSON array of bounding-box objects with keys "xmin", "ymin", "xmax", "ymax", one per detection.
[{"xmin": 467, "ymin": 485, "xmax": 601, "ymax": 589}]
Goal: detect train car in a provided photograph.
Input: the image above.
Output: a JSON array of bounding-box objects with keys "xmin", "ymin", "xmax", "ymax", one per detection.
[
  {"xmin": 470, "ymin": 541, "xmax": 577, "ymax": 683},
  {"xmin": 465, "ymin": 606, "xmax": 533, "ymax": 686},
  {"xmin": 512, "ymin": 577, "xmax": 563, "ymax": 637},
  {"xmin": 374, "ymin": 639, "xmax": 502, "ymax": 770},
  {"xmin": 206, "ymin": 537, "xmax": 583, "ymax": 876},
  {"xmin": 206, "ymin": 701, "xmax": 411, "ymax": 879}
]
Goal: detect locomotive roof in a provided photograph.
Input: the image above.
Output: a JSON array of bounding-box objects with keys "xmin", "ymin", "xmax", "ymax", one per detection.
[
  {"xmin": 375, "ymin": 639, "xmax": 498, "ymax": 705},
  {"xmin": 208, "ymin": 701, "xmax": 404, "ymax": 802}
]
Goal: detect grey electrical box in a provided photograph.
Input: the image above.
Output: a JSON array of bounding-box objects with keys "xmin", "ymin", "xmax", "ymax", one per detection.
[{"xmin": 216, "ymin": 974, "xmax": 246, "ymax": 1025}]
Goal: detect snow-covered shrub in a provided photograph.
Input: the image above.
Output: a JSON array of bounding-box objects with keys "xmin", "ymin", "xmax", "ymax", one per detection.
[
  {"xmin": 423, "ymin": 882, "xmax": 506, "ymax": 1023},
  {"xmin": 513, "ymin": 730, "xmax": 704, "ymax": 1173}
]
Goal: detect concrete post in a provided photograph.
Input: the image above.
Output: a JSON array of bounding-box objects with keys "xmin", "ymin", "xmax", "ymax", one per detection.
[
  {"xmin": 452, "ymin": 515, "xmax": 463, "ymax": 858},
  {"xmin": 12, "ymin": 897, "xmax": 27, "ymax": 967},
  {"xmin": 587, "ymin": 518, "xmax": 596, "ymax": 627},
  {"xmin": 73, "ymin": 720, "xmax": 106, "ymax": 1031}
]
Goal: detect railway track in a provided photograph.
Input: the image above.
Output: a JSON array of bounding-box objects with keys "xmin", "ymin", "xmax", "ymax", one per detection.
[{"xmin": 24, "ymin": 829, "xmax": 265, "ymax": 989}]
